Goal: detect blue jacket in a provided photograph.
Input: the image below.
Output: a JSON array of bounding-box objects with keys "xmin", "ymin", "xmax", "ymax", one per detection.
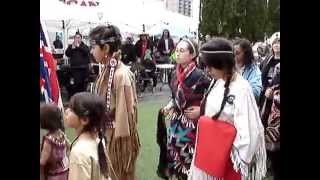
[{"xmin": 242, "ymin": 64, "xmax": 262, "ymax": 102}]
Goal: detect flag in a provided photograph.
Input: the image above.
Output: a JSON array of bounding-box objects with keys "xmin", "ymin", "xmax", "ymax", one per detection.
[{"xmin": 40, "ymin": 20, "xmax": 64, "ymax": 110}]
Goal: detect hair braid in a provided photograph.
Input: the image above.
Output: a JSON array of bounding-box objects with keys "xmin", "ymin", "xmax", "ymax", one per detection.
[
  {"xmin": 97, "ymin": 129, "xmax": 108, "ymax": 178},
  {"xmin": 213, "ymin": 73, "xmax": 232, "ymax": 119}
]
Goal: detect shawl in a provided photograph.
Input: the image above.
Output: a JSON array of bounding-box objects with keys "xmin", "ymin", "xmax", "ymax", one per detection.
[{"xmin": 188, "ymin": 75, "xmax": 267, "ymax": 180}]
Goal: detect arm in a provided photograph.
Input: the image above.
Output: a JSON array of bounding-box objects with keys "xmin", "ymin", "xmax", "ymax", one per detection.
[
  {"xmin": 247, "ymin": 66, "xmax": 262, "ymax": 102},
  {"xmin": 232, "ymin": 87, "xmax": 265, "ymax": 175},
  {"xmin": 79, "ymin": 43, "xmax": 90, "ymax": 57},
  {"xmin": 65, "ymin": 45, "xmax": 73, "ymax": 57},
  {"xmin": 40, "ymin": 139, "xmax": 52, "ymax": 166},
  {"xmin": 169, "ymin": 39, "xmax": 175, "ymax": 54},
  {"xmin": 114, "ymin": 72, "xmax": 136, "ymax": 137}
]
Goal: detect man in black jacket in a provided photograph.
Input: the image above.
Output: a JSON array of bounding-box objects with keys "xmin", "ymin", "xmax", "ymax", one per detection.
[
  {"xmin": 121, "ymin": 36, "xmax": 136, "ymax": 65},
  {"xmin": 65, "ymin": 32, "xmax": 90, "ymax": 98}
]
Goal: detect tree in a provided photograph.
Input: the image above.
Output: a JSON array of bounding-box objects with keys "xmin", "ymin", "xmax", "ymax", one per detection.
[
  {"xmin": 199, "ymin": 0, "xmax": 279, "ymax": 42},
  {"xmin": 266, "ymin": 0, "xmax": 280, "ymax": 35}
]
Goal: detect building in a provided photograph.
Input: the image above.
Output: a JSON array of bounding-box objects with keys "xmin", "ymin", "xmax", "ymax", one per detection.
[{"xmin": 164, "ymin": 0, "xmax": 193, "ymax": 17}]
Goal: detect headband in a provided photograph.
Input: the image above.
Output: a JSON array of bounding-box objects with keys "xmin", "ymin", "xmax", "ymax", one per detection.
[
  {"xmin": 182, "ymin": 38, "xmax": 196, "ymax": 57},
  {"xmin": 90, "ymin": 37, "xmax": 117, "ymax": 46},
  {"xmin": 201, "ymin": 50, "xmax": 233, "ymax": 54}
]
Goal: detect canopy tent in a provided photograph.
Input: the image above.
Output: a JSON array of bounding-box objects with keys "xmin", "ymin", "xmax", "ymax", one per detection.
[
  {"xmin": 148, "ymin": 11, "xmax": 198, "ymax": 39},
  {"xmin": 41, "ymin": 0, "xmax": 105, "ymax": 48},
  {"xmin": 40, "ymin": 0, "xmax": 199, "ymax": 46},
  {"xmin": 147, "ymin": 22, "xmax": 193, "ymax": 38}
]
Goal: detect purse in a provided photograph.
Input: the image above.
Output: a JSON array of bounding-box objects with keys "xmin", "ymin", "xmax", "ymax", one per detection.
[{"xmin": 194, "ymin": 115, "xmax": 237, "ymax": 177}]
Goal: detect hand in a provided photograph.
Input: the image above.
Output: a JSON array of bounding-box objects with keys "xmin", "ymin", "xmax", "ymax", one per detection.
[
  {"xmin": 161, "ymin": 107, "xmax": 172, "ymax": 116},
  {"xmin": 184, "ymin": 106, "xmax": 200, "ymax": 120},
  {"xmin": 265, "ymin": 88, "xmax": 274, "ymax": 99},
  {"xmin": 72, "ymin": 42, "xmax": 76, "ymax": 49}
]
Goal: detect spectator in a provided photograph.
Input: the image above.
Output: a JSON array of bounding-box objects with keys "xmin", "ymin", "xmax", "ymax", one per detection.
[
  {"xmin": 234, "ymin": 38, "xmax": 262, "ymax": 102},
  {"xmin": 157, "ymin": 29, "xmax": 175, "ymax": 64},
  {"xmin": 121, "ymin": 36, "xmax": 136, "ymax": 65},
  {"xmin": 134, "ymin": 32, "xmax": 152, "ymax": 61},
  {"xmin": 65, "ymin": 31, "xmax": 90, "ymax": 98}
]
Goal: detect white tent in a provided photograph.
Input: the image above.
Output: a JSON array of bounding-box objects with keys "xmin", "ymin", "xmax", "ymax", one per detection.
[
  {"xmin": 41, "ymin": 0, "xmax": 198, "ymax": 45},
  {"xmin": 148, "ymin": 23, "xmax": 192, "ymax": 38}
]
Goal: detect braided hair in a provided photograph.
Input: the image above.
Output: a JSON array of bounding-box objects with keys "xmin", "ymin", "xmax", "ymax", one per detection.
[
  {"xmin": 200, "ymin": 38, "xmax": 235, "ymax": 118},
  {"xmin": 69, "ymin": 92, "xmax": 108, "ymax": 178}
]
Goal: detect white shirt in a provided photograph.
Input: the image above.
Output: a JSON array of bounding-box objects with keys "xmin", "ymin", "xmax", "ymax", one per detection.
[{"xmin": 165, "ymin": 39, "xmax": 169, "ymax": 52}]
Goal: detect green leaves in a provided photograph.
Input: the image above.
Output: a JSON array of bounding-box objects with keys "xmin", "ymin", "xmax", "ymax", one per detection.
[{"xmin": 199, "ymin": 0, "xmax": 279, "ymax": 41}]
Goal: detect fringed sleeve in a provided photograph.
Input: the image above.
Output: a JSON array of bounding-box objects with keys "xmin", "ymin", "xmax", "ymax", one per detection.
[{"xmin": 231, "ymin": 86, "xmax": 267, "ymax": 180}]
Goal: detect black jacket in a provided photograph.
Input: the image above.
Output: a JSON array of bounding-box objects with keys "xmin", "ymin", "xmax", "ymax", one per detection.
[
  {"xmin": 53, "ymin": 39, "xmax": 63, "ymax": 49},
  {"xmin": 157, "ymin": 38, "xmax": 174, "ymax": 56},
  {"xmin": 65, "ymin": 42, "xmax": 90, "ymax": 68},
  {"xmin": 121, "ymin": 43, "xmax": 136, "ymax": 64}
]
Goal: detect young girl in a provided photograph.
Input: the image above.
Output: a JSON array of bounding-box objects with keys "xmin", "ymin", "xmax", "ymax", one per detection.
[
  {"xmin": 89, "ymin": 25, "xmax": 140, "ymax": 180},
  {"xmin": 188, "ymin": 38, "xmax": 266, "ymax": 180},
  {"xmin": 40, "ymin": 103, "xmax": 69, "ymax": 180},
  {"xmin": 65, "ymin": 92, "xmax": 110, "ymax": 180},
  {"xmin": 162, "ymin": 38, "xmax": 211, "ymax": 180}
]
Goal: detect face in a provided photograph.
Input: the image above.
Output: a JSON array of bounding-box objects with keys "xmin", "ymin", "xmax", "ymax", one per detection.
[
  {"xmin": 175, "ymin": 41, "xmax": 193, "ymax": 65},
  {"xmin": 163, "ymin": 31, "xmax": 169, "ymax": 38},
  {"xmin": 74, "ymin": 34, "xmax": 82, "ymax": 43},
  {"xmin": 141, "ymin": 35, "xmax": 147, "ymax": 41},
  {"xmin": 234, "ymin": 44, "xmax": 244, "ymax": 64},
  {"xmin": 64, "ymin": 108, "xmax": 81, "ymax": 129},
  {"xmin": 272, "ymin": 41, "xmax": 280, "ymax": 53},
  {"xmin": 90, "ymin": 44, "xmax": 108, "ymax": 63},
  {"xmin": 205, "ymin": 66, "xmax": 225, "ymax": 80},
  {"xmin": 126, "ymin": 37, "xmax": 133, "ymax": 44}
]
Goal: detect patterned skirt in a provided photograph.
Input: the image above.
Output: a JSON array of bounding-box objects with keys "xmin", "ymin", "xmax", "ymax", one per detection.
[{"xmin": 166, "ymin": 110, "xmax": 197, "ymax": 179}]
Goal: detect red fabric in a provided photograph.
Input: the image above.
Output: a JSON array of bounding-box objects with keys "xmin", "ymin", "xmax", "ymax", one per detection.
[
  {"xmin": 141, "ymin": 41, "xmax": 148, "ymax": 59},
  {"xmin": 194, "ymin": 116, "xmax": 237, "ymax": 178},
  {"xmin": 175, "ymin": 61, "xmax": 196, "ymax": 85},
  {"xmin": 224, "ymin": 158, "xmax": 241, "ymax": 180}
]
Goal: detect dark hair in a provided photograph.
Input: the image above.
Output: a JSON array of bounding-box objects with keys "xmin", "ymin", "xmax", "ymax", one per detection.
[
  {"xmin": 75, "ymin": 31, "xmax": 82, "ymax": 39},
  {"xmin": 89, "ymin": 25, "xmax": 122, "ymax": 56},
  {"xmin": 234, "ymin": 38, "xmax": 254, "ymax": 66},
  {"xmin": 69, "ymin": 92, "xmax": 108, "ymax": 178},
  {"xmin": 200, "ymin": 38, "xmax": 235, "ymax": 118},
  {"xmin": 40, "ymin": 103, "xmax": 64, "ymax": 131},
  {"xmin": 161, "ymin": 29, "xmax": 171, "ymax": 39},
  {"xmin": 177, "ymin": 38, "xmax": 199, "ymax": 61}
]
